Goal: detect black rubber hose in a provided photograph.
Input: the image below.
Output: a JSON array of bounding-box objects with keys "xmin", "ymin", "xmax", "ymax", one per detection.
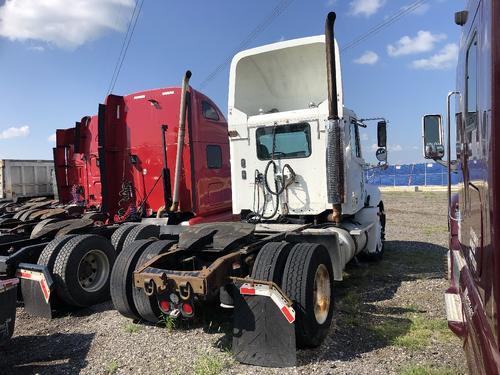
[{"xmin": 264, "ymin": 160, "xmax": 286, "ymax": 196}]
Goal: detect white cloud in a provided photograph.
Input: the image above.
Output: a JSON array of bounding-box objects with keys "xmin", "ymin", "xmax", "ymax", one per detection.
[
  {"xmin": 411, "ymin": 43, "xmax": 459, "ymax": 70},
  {"xmin": 47, "ymin": 133, "xmax": 57, "ymax": 143},
  {"xmin": 361, "ymin": 133, "xmax": 369, "ymax": 141},
  {"xmin": 0, "ymin": 0, "xmax": 135, "ymax": 49},
  {"xmin": 326, "ymin": 0, "xmax": 336, "ymax": 6},
  {"xmin": 0, "ymin": 126, "xmax": 30, "ymax": 140},
  {"xmin": 354, "ymin": 51, "xmax": 379, "ymax": 65},
  {"xmin": 28, "ymin": 45, "xmax": 45, "ymax": 52},
  {"xmin": 387, "ymin": 31, "xmax": 446, "ymax": 57},
  {"xmin": 350, "ymin": 0, "xmax": 385, "ymax": 17},
  {"xmin": 371, "ymin": 143, "xmax": 403, "ymax": 152}
]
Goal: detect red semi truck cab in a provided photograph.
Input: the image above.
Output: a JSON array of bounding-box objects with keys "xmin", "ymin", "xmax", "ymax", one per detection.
[
  {"xmin": 54, "ymin": 87, "xmax": 232, "ymax": 224},
  {"xmin": 422, "ymin": 1, "xmax": 500, "ymax": 373}
]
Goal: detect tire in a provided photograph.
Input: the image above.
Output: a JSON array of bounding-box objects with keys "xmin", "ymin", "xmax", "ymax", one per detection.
[
  {"xmin": 281, "ymin": 243, "xmax": 334, "ymax": 348},
  {"xmin": 251, "ymin": 242, "xmax": 293, "ymax": 283},
  {"xmin": 19, "ymin": 209, "xmax": 37, "ymax": 222},
  {"xmin": 37, "ymin": 235, "xmax": 77, "ymax": 272},
  {"xmin": 12, "ymin": 209, "xmax": 29, "ymax": 220},
  {"xmin": 111, "ymin": 224, "xmax": 139, "ymax": 254},
  {"xmin": 0, "ymin": 218, "xmax": 19, "ymax": 227},
  {"xmin": 110, "ymin": 239, "xmax": 155, "ymax": 320},
  {"xmin": 123, "ymin": 224, "xmax": 160, "ymax": 251},
  {"xmin": 30, "ymin": 218, "xmax": 60, "ymax": 239},
  {"xmin": 0, "ymin": 234, "xmax": 23, "ymax": 244},
  {"xmin": 53, "ymin": 235, "xmax": 116, "ymax": 307},
  {"xmin": 132, "ymin": 240, "xmax": 175, "ymax": 323}
]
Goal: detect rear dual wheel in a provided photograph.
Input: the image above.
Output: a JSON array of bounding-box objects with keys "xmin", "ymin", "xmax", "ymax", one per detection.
[
  {"xmin": 251, "ymin": 241, "xmax": 334, "ymax": 348},
  {"xmin": 110, "ymin": 239, "xmax": 156, "ymax": 320},
  {"xmin": 52, "ymin": 235, "xmax": 116, "ymax": 307},
  {"xmin": 282, "ymin": 243, "xmax": 334, "ymax": 347},
  {"xmin": 132, "ymin": 240, "xmax": 176, "ymax": 323}
]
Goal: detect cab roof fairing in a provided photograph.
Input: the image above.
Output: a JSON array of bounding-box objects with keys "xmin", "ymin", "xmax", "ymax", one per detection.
[{"xmin": 227, "ymin": 35, "xmax": 344, "ymax": 128}]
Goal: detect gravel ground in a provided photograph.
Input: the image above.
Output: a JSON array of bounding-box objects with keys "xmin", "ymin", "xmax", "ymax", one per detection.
[{"xmin": 1, "ymin": 192, "xmax": 466, "ymax": 375}]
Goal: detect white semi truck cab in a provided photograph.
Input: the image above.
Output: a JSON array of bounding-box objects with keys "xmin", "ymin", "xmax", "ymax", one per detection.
[{"xmin": 227, "ymin": 30, "xmax": 387, "ymax": 254}]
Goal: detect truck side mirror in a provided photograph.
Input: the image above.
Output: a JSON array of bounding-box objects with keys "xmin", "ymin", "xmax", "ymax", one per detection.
[
  {"xmin": 377, "ymin": 121, "xmax": 387, "ymax": 148},
  {"xmin": 422, "ymin": 114, "xmax": 444, "ymax": 160},
  {"xmin": 376, "ymin": 147, "xmax": 387, "ymax": 163}
]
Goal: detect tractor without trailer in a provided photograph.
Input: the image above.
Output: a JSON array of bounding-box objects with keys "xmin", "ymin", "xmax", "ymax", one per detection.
[
  {"xmin": 0, "ymin": 76, "xmax": 233, "ymax": 319},
  {"xmin": 113, "ymin": 12, "xmax": 389, "ymax": 367},
  {"xmin": 422, "ymin": 0, "xmax": 500, "ymax": 373}
]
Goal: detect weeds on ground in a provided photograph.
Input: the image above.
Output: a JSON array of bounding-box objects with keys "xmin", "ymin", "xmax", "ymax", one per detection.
[
  {"xmin": 161, "ymin": 313, "xmax": 176, "ymax": 331},
  {"xmin": 193, "ymin": 351, "xmax": 234, "ymax": 375},
  {"xmin": 370, "ymin": 314, "xmax": 453, "ymax": 349},
  {"xmin": 106, "ymin": 359, "xmax": 119, "ymax": 374},
  {"xmin": 123, "ymin": 322, "xmax": 142, "ymax": 334},
  {"xmin": 399, "ymin": 363, "xmax": 461, "ymax": 375},
  {"xmin": 337, "ymin": 291, "xmax": 364, "ymax": 326}
]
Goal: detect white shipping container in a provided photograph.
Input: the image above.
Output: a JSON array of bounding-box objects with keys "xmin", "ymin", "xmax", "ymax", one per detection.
[{"xmin": 0, "ymin": 160, "xmax": 54, "ymax": 201}]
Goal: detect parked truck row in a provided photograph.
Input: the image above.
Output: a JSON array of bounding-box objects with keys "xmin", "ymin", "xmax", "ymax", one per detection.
[{"xmin": 0, "ymin": 11, "xmax": 391, "ymax": 368}]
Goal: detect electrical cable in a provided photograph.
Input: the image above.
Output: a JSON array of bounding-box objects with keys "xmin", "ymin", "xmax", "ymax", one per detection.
[
  {"xmin": 341, "ymin": 0, "xmax": 427, "ymax": 53},
  {"xmin": 106, "ymin": 0, "xmax": 145, "ymax": 95},
  {"xmin": 199, "ymin": 0, "xmax": 295, "ymax": 89}
]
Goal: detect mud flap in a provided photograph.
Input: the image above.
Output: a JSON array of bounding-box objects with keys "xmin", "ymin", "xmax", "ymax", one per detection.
[
  {"xmin": 232, "ymin": 281, "xmax": 296, "ymax": 367},
  {"xmin": 0, "ymin": 278, "xmax": 18, "ymax": 344},
  {"xmin": 16, "ymin": 263, "xmax": 55, "ymax": 319}
]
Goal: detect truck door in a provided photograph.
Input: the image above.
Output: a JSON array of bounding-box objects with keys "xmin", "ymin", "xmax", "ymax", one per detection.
[
  {"xmin": 459, "ymin": 24, "xmax": 484, "ymax": 278},
  {"xmin": 346, "ymin": 118, "xmax": 365, "ymax": 213}
]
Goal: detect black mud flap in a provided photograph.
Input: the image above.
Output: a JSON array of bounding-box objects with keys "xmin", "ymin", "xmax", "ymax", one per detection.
[
  {"xmin": 16, "ymin": 263, "xmax": 55, "ymax": 319},
  {"xmin": 0, "ymin": 278, "xmax": 18, "ymax": 344},
  {"xmin": 232, "ymin": 282, "xmax": 296, "ymax": 367}
]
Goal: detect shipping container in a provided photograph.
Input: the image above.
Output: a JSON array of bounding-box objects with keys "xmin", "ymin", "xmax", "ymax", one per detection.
[{"xmin": 0, "ymin": 160, "xmax": 54, "ymax": 201}]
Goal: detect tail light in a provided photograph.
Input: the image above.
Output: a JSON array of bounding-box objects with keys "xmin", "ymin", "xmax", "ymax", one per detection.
[
  {"xmin": 159, "ymin": 299, "xmax": 170, "ymax": 313},
  {"xmin": 181, "ymin": 303, "xmax": 193, "ymax": 316}
]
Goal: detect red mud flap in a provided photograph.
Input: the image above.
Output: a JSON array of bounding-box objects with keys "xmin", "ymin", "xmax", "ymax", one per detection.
[
  {"xmin": 0, "ymin": 278, "xmax": 19, "ymax": 344},
  {"xmin": 16, "ymin": 263, "xmax": 55, "ymax": 319},
  {"xmin": 232, "ymin": 280, "xmax": 297, "ymax": 368}
]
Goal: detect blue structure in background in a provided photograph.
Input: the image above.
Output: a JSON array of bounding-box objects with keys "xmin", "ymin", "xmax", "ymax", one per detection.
[{"xmin": 365, "ymin": 162, "xmax": 464, "ymax": 186}]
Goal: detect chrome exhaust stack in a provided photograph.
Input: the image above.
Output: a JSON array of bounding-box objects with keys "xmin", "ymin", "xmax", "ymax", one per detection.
[
  {"xmin": 170, "ymin": 70, "xmax": 192, "ymax": 212},
  {"xmin": 324, "ymin": 12, "xmax": 344, "ymax": 224}
]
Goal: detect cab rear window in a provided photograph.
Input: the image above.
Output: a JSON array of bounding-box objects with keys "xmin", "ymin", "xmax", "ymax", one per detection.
[{"xmin": 256, "ymin": 123, "xmax": 311, "ymax": 160}]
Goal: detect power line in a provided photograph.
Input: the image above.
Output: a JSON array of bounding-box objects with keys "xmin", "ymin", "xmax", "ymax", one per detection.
[
  {"xmin": 199, "ymin": 0, "xmax": 295, "ymax": 89},
  {"xmin": 106, "ymin": 0, "xmax": 145, "ymax": 96},
  {"xmin": 341, "ymin": 0, "xmax": 427, "ymax": 52}
]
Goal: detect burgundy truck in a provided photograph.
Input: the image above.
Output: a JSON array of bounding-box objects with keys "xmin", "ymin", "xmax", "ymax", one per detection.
[{"xmin": 422, "ymin": 0, "xmax": 500, "ymax": 373}]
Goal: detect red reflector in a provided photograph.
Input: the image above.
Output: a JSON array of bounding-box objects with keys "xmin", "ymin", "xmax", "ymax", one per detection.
[
  {"xmin": 181, "ymin": 303, "xmax": 193, "ymax": 315},
  {"xmin": 281, "ymin": 306, "xmax": 295, "ymax": 323},
  {"xmin": 240, "ymin": 287, "xmax": 255, "ymax": 295},
  {"xmin": 159, "ymin": 300, "xmax": 170, "ymax": 312}
]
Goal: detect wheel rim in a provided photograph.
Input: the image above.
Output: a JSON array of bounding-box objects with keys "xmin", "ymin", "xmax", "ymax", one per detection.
[
  {"xmin": 313, "ymin": 264, "xmax": 331, "ymax": 324},
  {"xmin": 77, "ymin": 249, "xmax": 110, "ymax": 292}
]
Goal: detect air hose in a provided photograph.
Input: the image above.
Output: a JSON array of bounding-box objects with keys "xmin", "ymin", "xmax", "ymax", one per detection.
[{"xmin": 263, "ymin": 161, "xmax": 296, "ymax": 196}]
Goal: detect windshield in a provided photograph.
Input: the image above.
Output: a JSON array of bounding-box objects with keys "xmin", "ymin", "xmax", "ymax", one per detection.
[{"xmin": 256, "ymin": 123, "xmax": 311, "ymax": 160}]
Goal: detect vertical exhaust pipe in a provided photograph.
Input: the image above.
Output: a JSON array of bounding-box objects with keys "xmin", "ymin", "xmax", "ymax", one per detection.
[
  {"xmin": 161, "ymin": 124, "xmax": 172, "ymax": 210},
  {"xmin": 325, "ymin": 12, "xmax": 344, "ymax": 224},
  {"xmin": 170, "ymin": 70, "xmax": 192, "ymax": 212}
]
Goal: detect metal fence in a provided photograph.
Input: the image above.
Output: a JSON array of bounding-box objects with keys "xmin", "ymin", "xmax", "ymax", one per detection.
[{"xmin": 365, "ymin": 163, "xmax": 463, "ymax": 186}]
